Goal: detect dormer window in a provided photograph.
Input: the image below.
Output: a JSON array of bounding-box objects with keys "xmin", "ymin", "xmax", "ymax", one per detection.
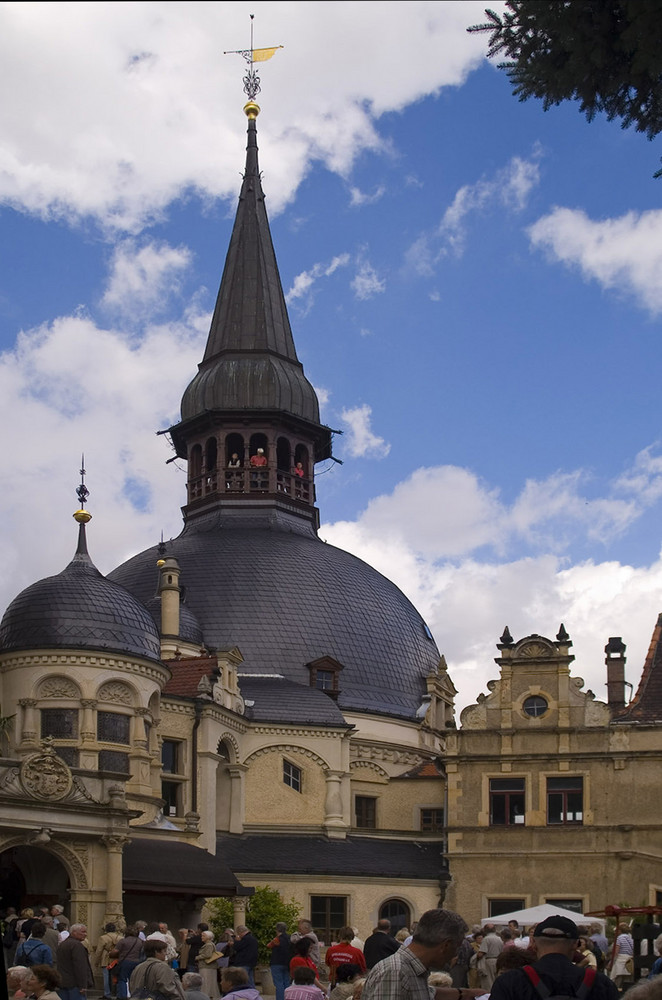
[{"xmin": 307, "ymin": 656, "xmax": 344, "ymax": 699}]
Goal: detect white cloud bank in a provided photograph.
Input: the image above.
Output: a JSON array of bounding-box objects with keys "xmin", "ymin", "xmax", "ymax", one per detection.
[
  {"xmin": 323, "ymin": 453, "xmax": 662, "ymax": 711},
  {"xmin": 528, "ymin": 207, "xmax": 662, "ymax": 315},
  {"xmin": 0, "ymin": 2, "xmax": 489, "ymax": 230},
  {"xmin": 340, "ymin": 404, "xmax": 391, "ymax": 459},
  {"xmin": 102, "ymin": 240, "xmax": 192, "ymax": 317}
]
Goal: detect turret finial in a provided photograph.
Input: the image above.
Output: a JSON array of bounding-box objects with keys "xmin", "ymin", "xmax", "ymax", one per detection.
[
  {"xmin": 224, "ymin": 13, "xmax": 283, "ymax": 111},
  {"xmin": 73, "ymin": 453, "xmax": 92, "ymax": 524}
]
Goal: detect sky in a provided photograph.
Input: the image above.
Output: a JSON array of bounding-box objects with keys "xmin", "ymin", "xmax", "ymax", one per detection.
[{"xmin": 1, "ymin": 1, "xmax": 662, "ymax": 714}]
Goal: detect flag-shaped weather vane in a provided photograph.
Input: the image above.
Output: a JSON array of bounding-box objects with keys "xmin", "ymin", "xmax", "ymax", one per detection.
[{"xmin": 224, "ymin": 13, "xmax": 283, "ymax": 101}]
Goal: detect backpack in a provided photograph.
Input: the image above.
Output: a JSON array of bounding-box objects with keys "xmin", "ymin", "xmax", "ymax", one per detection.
[
  {"xmin": 523, "ymin": 965, "xmax": 597, "ymax": 999},
  {"xmin": 16, "ymin": 940, "xmax": 44, "ymax": 967}
]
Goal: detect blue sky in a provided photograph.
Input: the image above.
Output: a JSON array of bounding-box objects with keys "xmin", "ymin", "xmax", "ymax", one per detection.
[{"xmin": 2, "ymin": 1, "xmax": 662, "ymax": 711}]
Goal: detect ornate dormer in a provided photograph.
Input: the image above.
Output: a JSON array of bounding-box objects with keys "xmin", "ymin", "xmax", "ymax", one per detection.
[{"xmin": 167, "ymin": 103, "xmax": 333, "ymax": 530}]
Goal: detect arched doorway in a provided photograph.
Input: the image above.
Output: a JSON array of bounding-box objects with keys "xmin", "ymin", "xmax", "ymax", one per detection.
[{"xmin": 0, "ymin": 845, "xmax": 70, "ymax": 911}]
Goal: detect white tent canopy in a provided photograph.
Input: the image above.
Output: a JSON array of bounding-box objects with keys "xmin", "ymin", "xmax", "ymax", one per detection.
[{"xmin": 481, "ymin": 903, "xmax": 605, "ymax": 931}]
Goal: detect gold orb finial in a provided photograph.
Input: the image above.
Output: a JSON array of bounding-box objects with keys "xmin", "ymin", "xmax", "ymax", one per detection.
[
  {"xmin": 156, "ymin": 559, "xmax": 166, "ymax": 567},
  {"xmin": 243, "ymin": 100, "xmax": 260, "ymax": 119},
  {"xmin": 73, "ymin": 509, "xmax": 92, "ymax": 524}
]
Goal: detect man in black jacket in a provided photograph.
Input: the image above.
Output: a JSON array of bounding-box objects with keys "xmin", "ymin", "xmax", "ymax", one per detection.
[
  {"xmin": 363, "ymin": 920, "xmax": 400, "ymax": 970},
  {"xmin": 57, "ymin": 924, "xmax": 94, "ymax": 1000},
  {"xmin": 232, "ymin": 925, "xmax": 259, "ymax": 987},
  {"xmin": 491, "ymin": 916, "xmax": 618, "ymax": 1000}
]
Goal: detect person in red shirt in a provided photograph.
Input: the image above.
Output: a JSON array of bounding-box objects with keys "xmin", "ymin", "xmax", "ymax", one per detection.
[
  {"xmin": 325, "ymin": 928, "xmax": 367, "ymax": 986},
  {"xmin": 249, "ymin": 449, "xmax": 267, "ymax": 467},
  {"xmin": 290, "ymin": 939, "xmax": 322, "ymax": 990}
]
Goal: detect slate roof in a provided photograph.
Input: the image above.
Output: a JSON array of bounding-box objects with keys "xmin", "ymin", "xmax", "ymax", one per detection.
[
  {"xmin": 615, "ymin": 612, "xmax": 662, "ymax": 723},
  {"xmin": 123, "ymin": 837, "xmax": 247, "ymax": 896},
  {"xmin": 110, "ymin": 509, "xmax": 440, "ymax": 722},
  {"xmin": 145, "ymin": 596, "xmax": 203, "ymax": 645},
  {"xmin": 179, "ymin": 114, "xmax": 321, "ymax": 428},
  {"xmin": 216, "ymin": 833, "xmax": 447, "ymax": 880},
  {"xmin": 0, "ymin": 523, "xmax": 161, "ymax": 662},
  {"xmin": 238, "ymin": 676, "xmax": 348, "ymax": 725}
]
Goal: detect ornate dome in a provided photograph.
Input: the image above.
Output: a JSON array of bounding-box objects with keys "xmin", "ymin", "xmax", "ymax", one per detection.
[
  {"xmin": 0, "ymin": 525, "xmax": 162, "ymax": 662},
  {"xmin": 109, "ymin": 509, "xmax": 440, "ymax": 721}
]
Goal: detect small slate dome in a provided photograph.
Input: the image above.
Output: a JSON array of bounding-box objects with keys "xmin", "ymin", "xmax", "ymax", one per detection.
[{"xmin": 0, "ymin": 524, "xmax": 161, "ymax": 662}]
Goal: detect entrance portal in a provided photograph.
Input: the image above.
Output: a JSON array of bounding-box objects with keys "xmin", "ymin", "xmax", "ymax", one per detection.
[{"xmin": 0, "ymin": 845, "xmax": 70, "ymax": 911}]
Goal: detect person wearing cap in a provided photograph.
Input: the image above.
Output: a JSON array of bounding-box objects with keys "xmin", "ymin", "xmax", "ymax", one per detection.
[{"xmin": 490, "ymin": 915, "xmax": 619, "ymax": 1000}]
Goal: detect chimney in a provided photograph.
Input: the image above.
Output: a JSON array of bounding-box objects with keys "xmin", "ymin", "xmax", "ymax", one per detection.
[
  {"xmin": 605, "ymin": 636, "xmax": 626, "ymax": 709},
  {"xmin": 157, "ymin": 556, "xmax": 181, "ymax": 637}
]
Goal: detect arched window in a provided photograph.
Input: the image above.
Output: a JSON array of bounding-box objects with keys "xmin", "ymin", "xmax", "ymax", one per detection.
[
  {"xmin": 205, "ymin": 437, "xmax": 218, "ymax": 472},
  {"xmin": 189, "ymin": 444, "xmax": 202, "ymax": 478},
  {"xmin": 217, "ymin": 739, "xmax": 232, "ymax": 762},
  {"xmin": 379, "ymin": 898, "xmax": 411, "ymax": 933},
  {"xmin": 277, "ymin": 436, "xmax": 291, "ymax": 471}
]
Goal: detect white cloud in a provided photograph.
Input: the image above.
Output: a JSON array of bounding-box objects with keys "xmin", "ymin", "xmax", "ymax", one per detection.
[
  {"xmin": 349, "ymin": 185, "xmax": 386, "ymax": 207},
  {"xmin": 405, "ymin": 153, "xmax": 541, "ymax": 273},
  {"xmin": 340, "ymin": 404, "xmax": 391, "ymax": 458},
  {"xmin": 351, "ymin": 260, "xmax": 386, "ymax": 300},
  {"xmin": 0, "ymin": 306, "xmax": 207, "ymax": 601},
  {"xmin": 528, "ymin": 207, "xmax": 662, "ymax": 315},
  {"xmin": 0, "ymin": 3, "xmax": 488, "ymax": 229},
  {"xmin": 102, "ymin": 240, "xmax": 192, "ymax": 317},
  {"xmin": 323, "ymin": 456, "xmax": 662, "ymax": 712},
  {"xmin": 286, "ymin": 253, "xmax": 350, "ymax": 308}
]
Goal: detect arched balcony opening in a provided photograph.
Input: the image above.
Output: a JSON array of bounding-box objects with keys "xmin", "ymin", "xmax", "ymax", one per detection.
[
  {"xmin": 293, "ymin": 444, "xmax": 311, "ymax": 502},
  {"xmin": 249, "ymin": 433, "xmax": 269, "ymax": 492},
  {"xmin": 276, "ymin": 437, "xmax": 292, "ymax": 494},
  {"xmin": 204, "ymin": 437, "xmax": 218, "ymax": 495},
  {"xmin": 225, "ymin": 433, "xmax": 245, "ymax": 492},
  {"xmin": 188, "ymin": 444, "xmax": 203, "ymax": 501}
]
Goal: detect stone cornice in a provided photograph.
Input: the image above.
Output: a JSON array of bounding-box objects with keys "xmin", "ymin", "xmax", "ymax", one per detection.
[
  {"xmin": 251, "ymin": 726, "xmax": 344, "ymax": 738},
  {"xmin": 0, "ymin": 651, "xmax": 170, "ymax": 684}
]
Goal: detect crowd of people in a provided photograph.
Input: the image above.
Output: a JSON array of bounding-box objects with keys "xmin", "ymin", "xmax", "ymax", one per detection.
[{"xmin": 3, "ymin": 906, "xmax": 662, "ymax": 1000}]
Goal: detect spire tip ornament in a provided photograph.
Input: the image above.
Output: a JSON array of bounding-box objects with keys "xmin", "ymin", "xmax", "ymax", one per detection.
[
  {"xmin": 73, "ymin": 454, "xmax": 92, "ymax": 523},
  {"xmin": 225, "ymin": 14, "xmax": 282, "ymax": 105}
]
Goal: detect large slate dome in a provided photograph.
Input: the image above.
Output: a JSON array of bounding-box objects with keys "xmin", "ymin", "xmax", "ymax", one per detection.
[
  {"xmin": 109, "ymin": 509, "xmax": 440, "ymax": 720},
  {"xmin": 1, "ymin": 525, "xmax": 162, "ymax": 662}
]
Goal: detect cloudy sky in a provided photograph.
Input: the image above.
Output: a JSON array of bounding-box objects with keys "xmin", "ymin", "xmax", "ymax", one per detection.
[{"xmin": 2, "ymin": 1, "xmax": 662, "ymax": 713}]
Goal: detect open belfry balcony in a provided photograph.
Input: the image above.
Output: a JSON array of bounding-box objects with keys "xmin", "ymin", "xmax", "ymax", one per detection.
[{"xmin": 188, "ymin": 464, "xmax": 313, "ymax": 504}]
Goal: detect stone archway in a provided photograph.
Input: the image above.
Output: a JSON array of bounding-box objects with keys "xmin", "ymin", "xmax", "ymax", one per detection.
[{"xmin": 0, "ymin": 844, "xmax": 71, "ymax": 911}]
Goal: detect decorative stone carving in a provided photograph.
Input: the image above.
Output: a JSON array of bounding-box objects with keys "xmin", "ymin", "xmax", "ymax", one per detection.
[
  {"xmin": 97, "ymin": 682, "xmax": 133, "ymax": 706},
  {"xmin": 244, "ymin": 744, "xmax": 329, "ymax": 769},
  {"xmin": 70, "ymin": 777, "xmax": 99, "ymax": 804},
  {"xmin": 0, "ymin": 767, "xmax": 21, "ymax": 795},
  {"xmin": 217, "ymin": 732, "xmax": 240, "ymax": 762},
  {"xmin": 349, "ymin": 760, "xmax": 389, "ymax": 780},
  {"xmin": 20, "ymin": 747, "xmax": 72, "ymax": 801},
  {"xmin": 37, "ymin": 677, "xmax": 80, "ymax": 699},
  {"xmin": 519, "ymin": 641, "xmax": 552, "ymax": 658}
]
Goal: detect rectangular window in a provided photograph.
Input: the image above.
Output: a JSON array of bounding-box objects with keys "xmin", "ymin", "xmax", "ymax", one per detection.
[
  {"xmin": 161, "ymin": 739, "xmax": 180, "ymax": 774},
  {"xmin": 545, "ymin": 898, "xmax": 584, "ymax": 914},
  {"xmin": 310, "ymin": 895, "xmax": 347, "ymax": 944},
  {"xmin": 54, "ymin": 746, "xmax": 79, "ymax": 767},
  {"xmin": 547, "ymin": 777, "xmax": 583, "ymax": 824},
  {"xmin": 489, "ymin": 899, "xmax": 525, "ymax": 917},
  {"xmin": 97, "ymin": 711, "xmax": 130, "ymax": 745},
  {"xmin": 315, "ymin": 670, "xmax": 335, "ymax": 691},
  {"xmin": 420, "ymin": 808, "xmax": 445, "ymax": 832},
  {"xmin": 489, "ymin": 778, "xmax": 525, "ymax": 826},
  {"xmin": 162, "ymin": 780, "xmax": 181, "ymax": 816},
  {"xmin": 355, "ymin": 795, "xmax": 377, "ymax": 829},
  {"xmin": 283, "ymin": 759, "xmax": 302, "ymax": 792},
  {"xmin": 99, "ymin": 750, "xmax": 130, "ymax": 774},
  {"xmin": 41, "ymin": 708, "xmax": 78, "ymax": 739}
]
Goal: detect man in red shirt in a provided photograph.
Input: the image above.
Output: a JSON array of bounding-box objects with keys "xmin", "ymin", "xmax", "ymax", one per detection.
[{"xmin": 325, "ymin": 927, "xmax": 366, "ymax": 986}]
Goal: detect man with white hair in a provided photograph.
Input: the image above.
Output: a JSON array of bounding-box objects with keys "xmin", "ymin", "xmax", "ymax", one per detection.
[{"xmin": 57, "ymin": 924, "xmax": 94, "ymax": 1000}]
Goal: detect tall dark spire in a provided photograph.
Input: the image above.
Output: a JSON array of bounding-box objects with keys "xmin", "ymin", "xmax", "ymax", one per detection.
[
  {"xmin": 168, "ymin": 103, "xmax": 333, "ymax": 527},
  {"xmin": 177, "ymin": 106, "xmax": 325, "ymax": 432}
]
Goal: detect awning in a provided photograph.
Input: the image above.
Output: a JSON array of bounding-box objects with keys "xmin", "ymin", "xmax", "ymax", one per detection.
[{"xmin": 123, "ymin": 837, "xmax": 251, "ymax": 897}]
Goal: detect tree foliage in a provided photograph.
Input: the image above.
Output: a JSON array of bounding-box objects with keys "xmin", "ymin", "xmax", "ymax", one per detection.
[
  {"xmin": 207, "ymin": 886, "xmax": 301, "ymax": 965},
  {"xmin": 468, "ymin": 2, "xmax": 662, "ymax": 140}
]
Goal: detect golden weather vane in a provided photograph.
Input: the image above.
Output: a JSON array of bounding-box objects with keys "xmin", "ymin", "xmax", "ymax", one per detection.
[{"xmin": 224, "ymin": 13, "xmax": 283, "ymax": 100}]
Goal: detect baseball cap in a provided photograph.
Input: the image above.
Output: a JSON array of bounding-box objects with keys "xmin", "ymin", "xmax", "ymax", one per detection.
[{"xmin": 533, "ymin": 916, "xmax": 579, "ymax": 939}]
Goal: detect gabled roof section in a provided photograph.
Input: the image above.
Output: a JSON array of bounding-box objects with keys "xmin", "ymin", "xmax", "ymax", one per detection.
[
  {"xmin": 163, "ymin": 654, "xmax": 218, "ymax": 697},
  {"xmin": 616, "ymin": 612, "xmax": 662, "ymax": 723},
  {"xmin": 392, "ymin": 758, "xmax": 445, "ymax": 780}
]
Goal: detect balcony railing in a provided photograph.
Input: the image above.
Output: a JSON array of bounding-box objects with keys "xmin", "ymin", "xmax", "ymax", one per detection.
[{"xmin": 188, "ymin": 467, "xmax": 312, "ymax": 504}]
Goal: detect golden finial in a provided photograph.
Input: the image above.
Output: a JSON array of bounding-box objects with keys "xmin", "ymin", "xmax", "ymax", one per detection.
[
  {"xmin": 243, "ymin": 100, "xmax": 260, "ymax": 119},
  {"xmin": 73, "ymin": 454, "xmax": 92, "ymax": 523}
]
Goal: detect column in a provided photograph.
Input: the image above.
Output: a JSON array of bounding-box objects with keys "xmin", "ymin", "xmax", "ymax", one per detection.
[
  {"xmin": 100, "ymin": 834, "xmax": 130, "ymax": 925},
  {"xmin": 18, "ymin": 699, "xmax": 38, "ymax": 746},
  {"xmin": 324, "ymin": 769, "xmax": 348, "ymax": 838},
  {"xmin": 80, "ymin": 699, "xmax": 97, "ymax": 742},
  {"xmin": 228, "ymin": 764, "xmax": 247, "ymax": 835},
  {"xmin": 232, "ymin": 896, "xmax": 247, "ymax": 929}
]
